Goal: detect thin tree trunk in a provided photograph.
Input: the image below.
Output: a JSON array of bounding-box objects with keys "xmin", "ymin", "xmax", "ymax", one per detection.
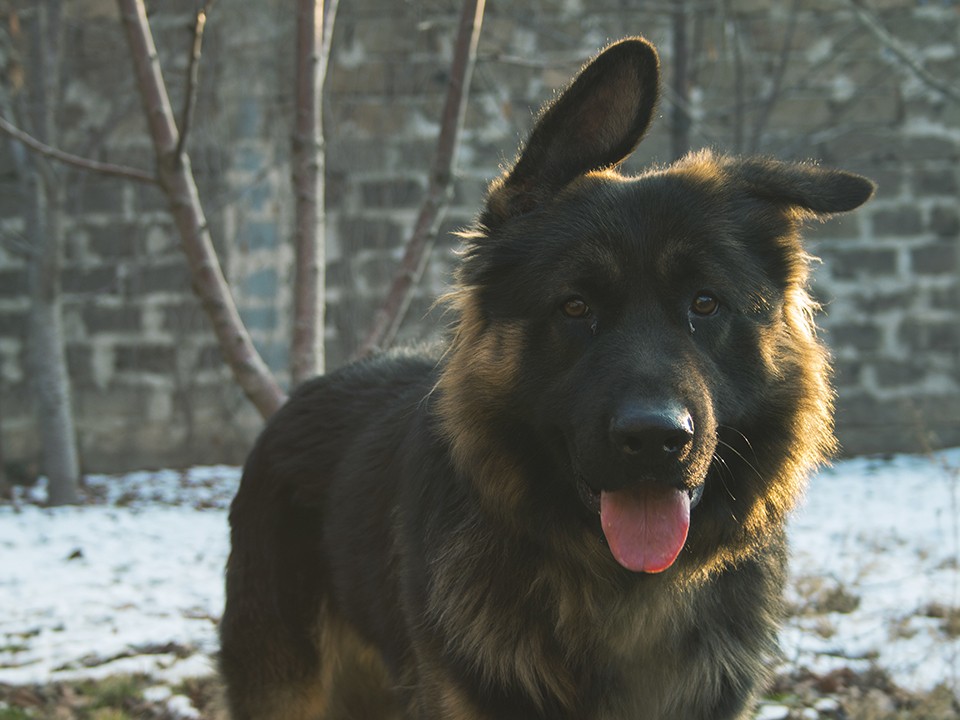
[
  {"xmin": 728, "ymin": 17, "xmax": 745, "ymax": 155},
  {"xmin": 21, "ymin": 0, "xmax": 80, "ymax": 506},
  {"xmin": 355, "ymin": 0, "xmax": 485, "ymax": 359},
  {"xmin": 290, "ymin": 0, "xmax": 337, "ymax": 386},
  {"xmin": 117, "ymin": 0, "xmax": 286, "ymax": 419},
  {"xmin": 670, "ymin": 1, "xmax": 691, "ymax": 161},
  {"xmin": 0, "ymin": 394, "xmax": 9, "ymax": 500},
  {"xmin": 0, "ymin": 378, "xmax": 8, "ymax": 500},
  {"xmin": 26, "ymin": 177, "xmax": 80, "ymax": 506}
]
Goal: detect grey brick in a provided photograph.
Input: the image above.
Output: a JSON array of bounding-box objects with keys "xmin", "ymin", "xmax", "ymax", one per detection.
[
  {"xmin": 929, "ymin": 205, "xmax": 959, "ymax": 238},
  {"xmin": 930, "ymin": 286, "xmax": 960, "ymax": 311},
  {"xmin": 832, "ymin": 360, "xmax": 863, "ymax": 389},
  {"xmin": 114, "ymin": 343, "xmax": 175, "ymax": 373},
  {"xmin": 873, "ymin": 360, "xmax": 922, "ymax": 388},
  {"xmin": 827, "ymin": 323, "xmax": 883, "ymax": 352},
  {"xmin": 197, "ymin": 344, "xmax": 224, "ymax": 370},
  {"xmin": 162, "ymin": 302, "xmax": 208, "ymax": 334},
  {"xmin": 63, "ymin": 267, "xmax": 119, "ymax": 295},
  {"xmin": 84, "ymin": 305, "xmax": 142, "ymax": 334},
  {"xmin": 337, "ymin": 217, "xmax": 404, "ymax": 252},
  {"xmin": 360, "ymin": 178, "xmax": 425, "ymax": 209},
  {"xmin": 74, "ymin": 178, "xmax": 126, "ymax": 214},
  {"xmin": 914, "ymin": 168, "xmax": 958, "ymax": 197},
  {"xmin": 0, "ymin": 181, "xmax": 25, "ymax": 217},
  {"xmin": 242, "ymin": 268, "xmax": 279, "ymax": 299},
  {"xmin": 0, "ymin": 311, "xmax": 27, "ymax": 338},
  {"xmin": 905, "ymin": 136, "xmax": 960, "ymax": 161},
  {"xmin": 899, "ymin": 321, "xmax": 960, "ymax": 352},
  {"xmin": 237, "ymin": 221, "xmax": 280, "ymax": 251},
  {"xmin": 851, "ymin": 290, "xmax": 913, "ymax": 313},
  {"xmin": 911, "ymin": 242, "xmax": 957, "ymax": 275},
  {"xmin": 134, "ymin": 184, "xmax": 169, "ymax": 214},
  {"xmin": 132, "ymin": 262, "xmax": 189, "ymax": 294},
  {"xmin": 239, "ymin": 307, "xmax": 278, "ymax": 332},
  {"xmin": 827, "ymin": 249, "xmax": 898, "ymax": 280},
  {"xmin": 87, "ymin": 223, "xmax": 136, "ymax": 258},
  {"xmin": 871, "ymin": 207, "xmax": 923, "ymax": 237},
  {"xmin": 0, "ymin": 270, "xmax": 28, "ymax": 297}
]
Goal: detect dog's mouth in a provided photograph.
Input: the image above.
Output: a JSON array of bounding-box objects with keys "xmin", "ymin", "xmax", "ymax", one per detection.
[
  {"xmin": 577, "ymin": 477, "xmax": 704, "ymax": 513},
  {"xmin": 578, "ymin": 478, "xmax": 704, "ymax": 574}
]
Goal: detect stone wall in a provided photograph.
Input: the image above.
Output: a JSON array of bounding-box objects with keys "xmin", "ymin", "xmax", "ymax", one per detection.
[{"xmin": 0, "ymin": 0, "xmax": 957, "ymax": 472}]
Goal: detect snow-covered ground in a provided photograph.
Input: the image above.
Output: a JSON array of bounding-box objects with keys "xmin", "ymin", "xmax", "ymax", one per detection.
[
  {"xmin": 0, "ymin": 467, "xmax": 234, "ymax": 686},
  {"xmin": 1, "ymin": 452, "xmax": 958, "ymax": 703},
  {"xmin": 783, "ymin": 450, "xmax": 959, "ymax": 694}
]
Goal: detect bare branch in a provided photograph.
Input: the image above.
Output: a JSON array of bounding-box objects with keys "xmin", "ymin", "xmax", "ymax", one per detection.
[
  {"xmin": 118, "ymin": 0, "xmax": 287, "ymax": 419},
  {"xmin": 748, "ymin": 0, "xmax": 801, "ymax": 153},
  {"xmin": 0, "ymin": 232, "xmax": 32, "ymax": 262},
  {"xmin": 175, "ymin": 0, "xmax": 216, "ymax": 162},
  {"xmin": 320, "ymin": 0, "xmax": 339, "ymax": 82},
  {"xmin": 845, "ymin": 0, "xmax": 960, "ymax": 104},
  {"xmin": 355, "ymin": 0, "xmax": 485, "ymax": 359},
  {"xmin": 0, "ymin": 227, "xmax": 37, "ymax": 259},
  {"xmin": 0, "ymin": 114, "xmax": 158, "ymax": 184}
]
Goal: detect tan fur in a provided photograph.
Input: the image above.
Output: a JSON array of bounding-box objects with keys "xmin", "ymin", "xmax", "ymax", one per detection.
[
  {"xmin": 424, "ymin": 517, "xmax": 580, "ymax": 712},
  {"xmin": 414, "ymin": 666, "xmax": 494, "ymax": 720},
  {"xmin": 245, "ymin": 606, "xmax": 401, "ymax": 720},
  {"xmin": 318, "ymin": 608, "xmax": 404, "ymax": 719},
  {"xmin": 435, "ymin": 290, "xmax": 530, "ymax": 518}
]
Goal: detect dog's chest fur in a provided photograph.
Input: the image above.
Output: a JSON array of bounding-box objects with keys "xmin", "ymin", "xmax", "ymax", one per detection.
[{"xmin": 423, "ymin": 520, "xmax": 780, "ymax": 720}]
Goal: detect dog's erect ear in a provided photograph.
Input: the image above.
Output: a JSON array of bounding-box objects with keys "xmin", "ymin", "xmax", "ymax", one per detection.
[
  {"xmin": 732, "ymin": 158, "xmax": 876, "ymax": 216},
  {"xmin": 482, "ymin": 37, "xmax": 660, "ymax": 229}
]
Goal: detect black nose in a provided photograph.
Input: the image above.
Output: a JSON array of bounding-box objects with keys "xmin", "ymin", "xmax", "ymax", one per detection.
[{"xmin": 610, "ymin": 406, "xmax": 694, "ymax": 462}]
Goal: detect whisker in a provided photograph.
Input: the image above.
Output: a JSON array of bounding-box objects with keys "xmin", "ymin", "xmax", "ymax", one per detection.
[
  {"xmin": 719, "ymin": 424, "xmax": 763, "ymax": 467},
  {"xmin": 709, "ymin": 452, "xmax": 738, "ymax": 502},
  {"xmin": 716, "ymin": 437, "xmax": 766, "ymax": 485}
]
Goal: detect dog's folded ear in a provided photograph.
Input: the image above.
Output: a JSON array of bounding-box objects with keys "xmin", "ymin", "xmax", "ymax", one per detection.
[
  {"xmin": 731, "ymin": 157, "xmax": 876, "ymax": 216},
  {"xmin": 481, "ymin": 37, "xmax": 660, "ymax": 229}
]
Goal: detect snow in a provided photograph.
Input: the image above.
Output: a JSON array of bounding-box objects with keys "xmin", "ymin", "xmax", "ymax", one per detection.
[
  {"xmin": 1, "ymin": 452, "xmax": 958, "ymax": 702},
  {"xmin": 0, "ymin": 468, "xmax": 233, "ymax": 685},
  {"xmin": 755, "ymin": 704, "xmax": 790, "ymax": 720},
  {"xmin": 782, "ymin": 449, "xmax": 960, "ymax": 692}
]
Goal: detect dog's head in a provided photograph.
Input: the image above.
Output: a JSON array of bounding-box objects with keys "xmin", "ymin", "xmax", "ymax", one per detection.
[{"xmin": 437, "ymin": 37, "xmax": 874, "ymax": 577}]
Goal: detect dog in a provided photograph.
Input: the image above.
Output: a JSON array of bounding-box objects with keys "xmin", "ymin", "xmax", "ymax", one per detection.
[{"xmin": 220, "ymin": 36, "xmax": 875, "ymax": 719}]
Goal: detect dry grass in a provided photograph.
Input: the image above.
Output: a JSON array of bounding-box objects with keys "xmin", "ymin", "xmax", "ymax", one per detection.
[{"xmin": 2, "ymin": 669, "xmax": 957, "ymax": 720}]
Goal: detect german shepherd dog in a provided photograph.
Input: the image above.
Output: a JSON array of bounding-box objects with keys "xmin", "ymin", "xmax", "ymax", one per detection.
[{"xmin": 220, "ymin": 37, "xmax": 874, "ymax": 719}]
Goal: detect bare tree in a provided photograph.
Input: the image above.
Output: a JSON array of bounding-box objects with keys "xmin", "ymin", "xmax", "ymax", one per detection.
[
  {"xmin": 6, "ymin": 1, "xmax": 81, "ymax": 505},
  {"xmin": 2, "ymin": 2, "xmax": 288, "ymax": 422},
  {"xmin": 356, "ymin": 0, "xmax": 486, "ymax": 358},
  {"xmin": 844, "ymin": 0, "xmax": 960, "ymax": 104},
  {"xmin": 0, "ymin": 378, "xmax": 11, "ymax": 501},
  {"xmin": 117, "ymin": 0, "xmax": 287, "ymax": 419},
  {"xmin": 1, "ymin": 0, "xmax": 485, "ymax": 443},
  {"xmin": 291, "ymin": 0, "xmax": 338, "ymax": 386}
]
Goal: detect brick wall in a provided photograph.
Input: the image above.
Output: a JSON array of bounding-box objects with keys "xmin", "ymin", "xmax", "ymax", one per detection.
[{"xmin": 0, "ymin": 0, "xmax": 957, "ymax": 471}]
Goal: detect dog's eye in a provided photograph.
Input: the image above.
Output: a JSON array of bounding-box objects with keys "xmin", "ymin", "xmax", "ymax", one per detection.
[
  {"xmin": 561, "ymin": 297, "xmax": 590, "ymax": 319},
  {"xmin": 691, "ymin": 292, "xmax": 720, "ymax": 317}
]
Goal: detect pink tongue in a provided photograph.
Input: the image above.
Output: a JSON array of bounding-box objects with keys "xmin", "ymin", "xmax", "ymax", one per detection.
[{"xmin": 600, "ymin": 486, "xmax": 690, "ymax": 573}]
